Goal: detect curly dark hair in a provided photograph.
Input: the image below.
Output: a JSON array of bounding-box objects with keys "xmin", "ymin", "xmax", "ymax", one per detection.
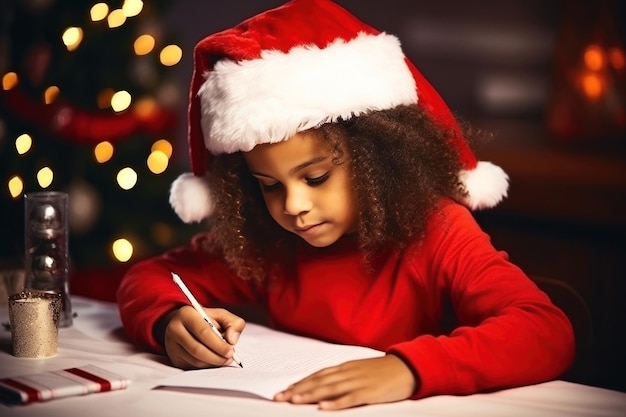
[{"xmin": 203, "ymin": 104, "xmax": 476, "ymax": 282}]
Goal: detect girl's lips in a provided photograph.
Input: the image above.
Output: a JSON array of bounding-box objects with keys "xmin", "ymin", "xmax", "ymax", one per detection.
[
  {"xmin": 294, "ymin": 223, "xmax": 323, "ymax": 234},
  {"xmin": 295, "ymin": 225, "xmax": 313, "ymax": 231}
]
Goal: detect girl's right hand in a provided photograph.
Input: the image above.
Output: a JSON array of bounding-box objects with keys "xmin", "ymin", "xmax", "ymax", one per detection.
[{"xmin": 161, "ymin": 306, "xmax": 245, "ymax": 369}]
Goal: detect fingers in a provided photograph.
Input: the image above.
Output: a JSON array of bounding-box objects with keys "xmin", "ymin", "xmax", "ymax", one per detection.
[
  {"xmin": 205, "ymin": 307, "xmax": 245, "ymax": 345},
  {"xmin": 273, "ymin": 355, "xmax": 416, "ymax": 410},
  {"xmin": 274, "ymin": 365, "xmax": 364, "ymax": 409},
  {"xmin": 164, "ymin": 306, "xmax": 245, "ymax": 369},
  {"xmin": 166, "ymin": 327, "xmax": 232, "ymax": 369}
]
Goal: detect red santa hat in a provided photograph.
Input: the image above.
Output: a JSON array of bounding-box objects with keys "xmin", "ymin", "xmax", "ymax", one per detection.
[{"xmin": 170, "ymin": 0, "xmax": 509, "ymax": 223}]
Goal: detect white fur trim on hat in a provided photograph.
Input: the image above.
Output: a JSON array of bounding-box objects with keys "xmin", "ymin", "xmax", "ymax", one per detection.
[
  {"xmin": 459, "ymin": 161, "xmax": 509, "ymax": 210},
  {"xmin": 198, "ymin": 32, "xmax": 418, "ymax": 155},
  {"xmin": 169, "ymin": 172, "xmax": 214, "ymax": 223}
]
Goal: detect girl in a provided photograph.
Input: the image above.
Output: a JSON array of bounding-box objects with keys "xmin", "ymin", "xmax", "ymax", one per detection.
[{"xmin": 117, "ymin": 0, "xmax": 574, "ymax": 410}]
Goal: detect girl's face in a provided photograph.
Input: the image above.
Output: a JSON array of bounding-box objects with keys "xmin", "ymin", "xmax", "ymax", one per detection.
[{"xmin": 243, "ymin": 131, "xmax": 357, "ymax": 247}]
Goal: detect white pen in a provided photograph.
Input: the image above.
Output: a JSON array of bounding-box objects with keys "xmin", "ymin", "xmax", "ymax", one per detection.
[{"xmin": 171, "ymin": 271, "xmax": 243, "ymax": 368}]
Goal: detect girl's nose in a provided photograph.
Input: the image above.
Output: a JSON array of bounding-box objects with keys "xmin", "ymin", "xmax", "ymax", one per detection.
[{"xmin": 283, "ymin": 187, "xmax": 312, "ymax": 215}]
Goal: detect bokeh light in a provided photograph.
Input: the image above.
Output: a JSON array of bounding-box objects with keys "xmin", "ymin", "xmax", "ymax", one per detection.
[
  {"xmin": 581, "ymin": 73, "xmax": 604, "ymax": 99},
  {"xmin": 159, "ymin": 45, "xmax": 182, "ymax": 66},
  {"xmin": 2, "ymin": 72, "xmax": 18, "ymax": 90},
  {"xmin": 37, "ymin": 167, "xmax": 54, "ymax": 188},
  {"xmin": 15, "ymin": 133, "xmax": 32, "ymax": 155},
  {"xmin": 112, "ymin": 238, "xmax": 133, "ymax": 262},
  {"xmin": 90, "ymin": 3, "xmax": 109, "ymax": 21},
  {"xmin": 108, "ymin": 9, "xmax": 127, "ymax": 28},
  {"xmin": 151, "ymin": 139, "xmax": 172, "ymax": 158},
  {"xmin": 147, "ymin": 150, "xmax": 168, "ymax": 174},
  {"xmin": 111, "ymin": 90, "xmax": 132, "ymax": 112},
  {"xmin": 133, "ymin": 97, "xmax": 158, "ymax": 118},
  {"xmin": 44, "ymin": 86, "xmax": 60, "ymax": 104},
  {"xmin": 134, "ymin": 34, "xmax": 155, "ymax": 55},
  {"xmin": 151, "ymin": 222, "xmax": 175, "ymax": 246},
  {"xmin": 609, "ymin": 47, "xmax": 625, "ymax": 70},
  {"xmin": 123, "ymin": 0, "xmax": 144, "ymax": 18},
  {"xmin": 8, "ymin": 176, "xmax": 23, "ymax": 198},
  {"xmin": 94, "ymin": 141, "xmax": 114, "ymax": 163},
  {"xmin": 62, "ymin": 27, "xmax": 83, "ymax": 51},
  {"xmin": 97, "ymin": 88, "xmax": 115, "ymax": 109},
  {"xmin": 117, "ymin": 167, "xmax": 137, "ymax": 190},
  {"xmin": 583, "ymin": 45, "xmax": 604, "ymax": 71}
]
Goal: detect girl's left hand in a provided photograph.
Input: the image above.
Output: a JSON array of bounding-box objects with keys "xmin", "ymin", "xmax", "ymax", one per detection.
[{"xmin": 273, "ymin": 354, "xmax": 417, "ymax": 410}]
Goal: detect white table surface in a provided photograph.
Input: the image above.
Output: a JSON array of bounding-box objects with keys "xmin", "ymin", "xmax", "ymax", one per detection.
[{"xmin": 1, "ymin": 296, "xmax": 625, "ymax": 417}]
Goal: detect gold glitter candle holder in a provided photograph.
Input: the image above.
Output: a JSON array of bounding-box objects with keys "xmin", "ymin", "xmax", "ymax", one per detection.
[
  {"xmin": 24, "ymin": 191, "xmax": 72, "ymax": 327},
  {"xmin": 9, "ymin": 291, "xmax": 61, "ymax": 358}
]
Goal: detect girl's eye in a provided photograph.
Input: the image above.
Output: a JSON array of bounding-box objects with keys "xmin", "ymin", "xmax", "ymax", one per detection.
[
  {"xmin": 306, "ymin": 172, "xmax": 329, "ymax": 186},
  {"xmin": 257, "ymin": 171, "xmax": 329, "ymax": 192},
  {"xmin": 260, "ymin": 182, "xmax": 281, "ymax": 192}
]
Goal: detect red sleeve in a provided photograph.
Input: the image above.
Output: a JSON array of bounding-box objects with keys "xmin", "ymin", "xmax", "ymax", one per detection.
[
  {"xmin": 387, "ymin": 202, "xmax": 575, "ymax": 398},
  {"xmin": 116, "ymin": 233, "xmax": 262, "ymax": 353}
]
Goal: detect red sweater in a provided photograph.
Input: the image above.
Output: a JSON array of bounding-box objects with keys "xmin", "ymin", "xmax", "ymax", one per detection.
[{"xmin": 117, "ymin": 200, "xmax": 574, "ymax": 398}]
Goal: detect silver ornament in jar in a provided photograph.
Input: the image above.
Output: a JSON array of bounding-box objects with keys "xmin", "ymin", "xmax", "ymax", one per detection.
[
  {"xmin": 24, "ymin": 191, "xmax": 73, "ymax": 327},
  {"xmin": 28, "ymin": 202, "xmax": 63, "ymax": 240},
  {"xmin": 31, "ymin": 253, "xmax": 59, "ymax": 287}
]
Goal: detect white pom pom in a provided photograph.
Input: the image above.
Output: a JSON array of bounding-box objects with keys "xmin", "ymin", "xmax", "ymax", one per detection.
[
  {"xmin": 169, "ymin": 173, "xmax": 214, "ymax": 223},
  {"xmin": 459, "ymin": 161, "xmax": 509, "ymax": 210}
]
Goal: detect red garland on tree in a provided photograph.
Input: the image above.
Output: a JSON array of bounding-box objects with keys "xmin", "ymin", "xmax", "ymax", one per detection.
[{"xmin": 0, "ymin": 86, "xmax": 177, "ymax": 144}]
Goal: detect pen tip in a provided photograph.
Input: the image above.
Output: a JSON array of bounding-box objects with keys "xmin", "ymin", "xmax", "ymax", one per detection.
[{"xmin": 238, "ymin": 362, "xmax": 244, "ymax": 368}]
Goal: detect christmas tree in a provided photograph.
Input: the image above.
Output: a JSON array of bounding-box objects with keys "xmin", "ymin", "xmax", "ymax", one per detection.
[{"xmin": 0, "ymin": 0, "xmax": 201, "ymax": 296}]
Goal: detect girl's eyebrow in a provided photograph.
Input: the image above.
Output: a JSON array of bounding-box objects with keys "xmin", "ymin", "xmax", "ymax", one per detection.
[
  {"xmin": 289, "ymin": 156, "xmax": 327, "ymax": 174},
  {"xmin": 249, "ymin": 155, "xmax": 328, "ymax": 178}
]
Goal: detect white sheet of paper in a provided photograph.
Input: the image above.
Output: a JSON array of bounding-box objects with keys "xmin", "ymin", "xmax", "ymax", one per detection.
[{"xmin": 156, "ymin": 323, "xmax": 384, "ymax": 399}]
